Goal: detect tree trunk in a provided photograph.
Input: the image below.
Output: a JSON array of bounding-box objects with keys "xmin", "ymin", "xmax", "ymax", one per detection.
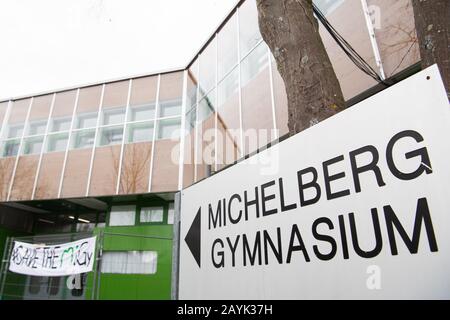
[
  {"xmin": 411, "ymin": 0, "xmax": 449, "ymax": 96},
  {"xmin": 256, "ymin": 0, "xmax": 345, "ymax": 135}
]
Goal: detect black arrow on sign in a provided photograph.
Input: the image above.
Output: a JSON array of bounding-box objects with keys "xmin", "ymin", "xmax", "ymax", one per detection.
[{"xmin": 184, "ymin": 207, "xmax": 201, "ymax": 268}]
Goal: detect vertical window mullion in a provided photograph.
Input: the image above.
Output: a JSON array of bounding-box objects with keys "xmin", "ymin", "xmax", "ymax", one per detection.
[{"xmin": 148, "ymin": 74, "xmax": 161, "ymax": 192}]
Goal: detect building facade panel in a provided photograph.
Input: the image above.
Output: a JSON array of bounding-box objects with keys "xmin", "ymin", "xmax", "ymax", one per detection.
[
  {"xmin": 271, "ymin": 55, "xmax": 289, "ymax": 138},
  {"xmin": 61, "ymin": 148, "xmax": 92, "ymax": 198},
  {"xmin": 0, "ymin": 158, "xmax": 14, "ymax": 201},
  {"xmin": 34, "ymin": 152, "xmax": 66, "ymax": 199},
  {"xmin": 318, "ymin": 0, "xmax": 379, "ymax": 100},
  {"xmin": 9, "ymin": 155, "xmax": 39, "ymax": 201},
  {"xmin": 151, "ymin": 139, "xmax": 180, "ymax": 192},
  {"xmin": 240, "ymin": 41, "xmax": 274, "ymax": 155},
  {"xmin": 119, "ymin": 142, "xmax": 152, "ymax": 194},
  {"xmin": 367, "ymin": 0, "xmax": 420, "ymax": 77},
  {"xmin": 59, "ymin": 85, "xmax": 103, "ymax": 198},
  {"xmin": 34, "ymin": 90, "xmax": 77, "ymax": 199},
  {"xmin": 89, "ymin": 145, "xmax": 122, "ymax": 196},
  {"xmin": 196, "ymin": 92, "xmax": 216, "ymax": 182},
  {"xmin": 217, "ymin": 66, "xmax": 240, "ymax": 169}
]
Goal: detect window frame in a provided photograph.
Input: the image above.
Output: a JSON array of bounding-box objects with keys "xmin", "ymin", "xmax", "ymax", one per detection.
[
  {"xmin": 125, "ymin": 121, "xmax": 154, "ymax": 144},
  {"xmin": 139, "ymin": 206, "xmax": 165, "ymax": 224},
  {"xmin": 101, "ymin": 106, "xmax": 127, "ymax": 126},
  {"xmin": 22, "ymin": 136, "xmax": 44, "ymax": 156},
  {"xmin": 27, "ymin": 120, "xmax": 48, "ymax": 136},
  {"xmin": 6, "ymin": 123, "xmax": 24, "ymax": 139},
  {"xmin": 46, "ymin": 132, "xmax": 69, "ymax": 153},
  {"xmin": 158, "ymin": 99, "xmax": 182, "ymax": 118},
  {"xmin": 156, "ymin": 117, "xmax": 181, "ymax": 141},
  {"xmin": 108, "ymin": 205, "xmax": 137, "ymax": 227},
  {"xmin": 70, "ymin": 128, "xmax": 96, "ymax": 150},
  {"xmin": 107, "ymin": 200, "xmax": 169, "ymax": 227},
  {"xmin": 75, "ymin": 112, "xmax": 98, "ymax": 130},
  {"xmin": 50, "ymin": 116, "xmax": 72, "ymax": 133},
  {"xmin": 128, "ymin": 103, "xmax": 156, "ymax": 122},
  {"xmin": 97, "ymin": 125, "xmax": 124, "ymax": 147},
  {"xmin": 1, "ymin": 139, "xmax": 20, "ymax": 157}
]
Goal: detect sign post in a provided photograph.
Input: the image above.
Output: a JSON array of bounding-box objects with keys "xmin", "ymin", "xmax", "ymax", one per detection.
[{"xmin": 179, "ymin": 65, "xmax": 450, "ymax": 299}]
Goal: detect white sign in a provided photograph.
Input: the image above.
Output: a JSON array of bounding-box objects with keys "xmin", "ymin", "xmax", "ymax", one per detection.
[
  {"xmin": 179, "ymin": 65, "xmax": 450, "ymax": 299},
  {"xmin": 9, "ymin": 236, "xmax": 96, "ymax": 277}
]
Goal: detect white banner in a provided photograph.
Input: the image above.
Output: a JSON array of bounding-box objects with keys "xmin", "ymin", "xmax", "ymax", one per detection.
[
  {"xmin": 179, "ymin": 65, "xmax": 450, "ymax": 299},
  {"xmin": 9, "ymin": 236, "xmax": 96, "ymax": 277}
]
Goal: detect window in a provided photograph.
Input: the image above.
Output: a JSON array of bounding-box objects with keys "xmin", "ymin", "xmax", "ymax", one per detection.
[
  {"xmin": 241, "ymin": 42, "xmax": 269, "ymax": 87},
  {"xmin": 140, "ymin": 206, "xmax": 164, "ymax": 223},
  {"xmin": 101, "ymin": 251, "xmax": 157, "ymax": 274},
  {"xmin": 186, "ymin": 106, "xmax": 196, "ymax": 131},
  {"xmin": 157, "ymin": 118, "xmax": 180, "ymax": 140},
  {"xmin": 71, "ymin": 129, "xmax": 95, "ymax": 149},
  {"xmin": 7, "ymin": 124, "xmax": 24, "ymax": 139},
  {"xmin": 109, "ymin": 205, "xmax": 135, "ymax": 226},
  {"xmin": 28, "ymin": 120, "xmax": 47, "ymax": 136},
  {"xmin": 218, "ymin": 12, "xmax": 238, "ymax": 80},
  {"xmin": 159, "ymin": 100, "xmax": 181, "ymax": 118},
  {"xmin": 198, "ymin": 93, "xmax": 215, "ymax": 122},
  {"xmin": 22, "ymin": 136, "xmax": 44, "ymax": 155},
  {"xmin": 76, "ymin": 113, "xmax": 98, "ymax": 129},
  {"xmin": 98, "ymin": 126, "xmax": 123, "ymax": 146},
  {"xmin": 102, "ymin": 107, "xmax": 126, "ymax": 126},
  {"xmin": 129, "ymin": 103, "xmax": 155, "ymax": 122},
  {"xmin": 239, "ymin": 0, "xmax": 262, "ymax": 56},
  {"xmin": 126, "ymin": 121, "xmax": 154, "ymax": 143},
  {"xmin": 50, "ymin": 117, "xmax": 71, "ymax": 132},
  {"xmin": 168, "ymin": 203, "xmax": 175, "ymax": 225},
  {"xmin": 47, "ymin": 133, "xmax": 68, "ymax": 152},
  {"xmin": 199, "ymin": 39, "xmax": 216, "ymax": 97},
  {"xmin": 218, "ymin": 67, "xmax": 239, "ymax": 106},
  {"xmin": 1, "ymin": 140, "xmax": 20, "ymax": 157}
]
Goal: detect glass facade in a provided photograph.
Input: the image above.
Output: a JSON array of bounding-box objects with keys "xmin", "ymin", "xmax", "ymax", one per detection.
[
  {"xmin": 0, "ymin": 0, "xmax": 420, "ymax": 202},
  {"xmin": 366, "ymin": 0, "xmax": 420, "ymax": 77}
]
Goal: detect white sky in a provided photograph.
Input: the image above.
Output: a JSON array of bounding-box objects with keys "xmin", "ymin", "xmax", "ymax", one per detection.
[{"xmin": 0, "ymin": 0, "xmax": 238, "ymax": 101}]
